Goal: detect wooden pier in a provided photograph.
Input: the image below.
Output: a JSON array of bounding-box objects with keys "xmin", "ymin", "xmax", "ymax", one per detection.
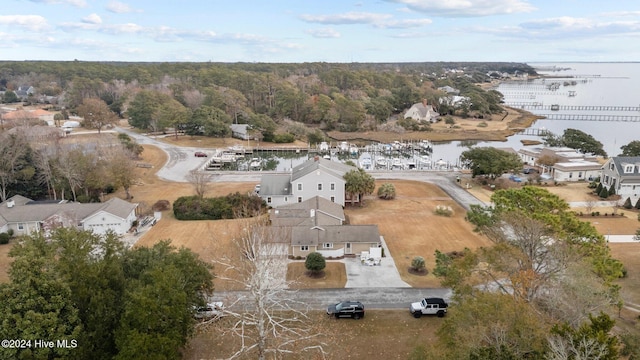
[
  {"xmin": 539, "ymin": 114, "xmax": 640, "ymax": 122},
  {"xmin": 505, "ymin": 103, "xmax": 640, "ymax": 112}
]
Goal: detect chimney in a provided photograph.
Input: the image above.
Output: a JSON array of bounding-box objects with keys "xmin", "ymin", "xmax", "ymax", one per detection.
[
  {"xmin": 7, "ymin": 199, "xmax": 15, "ymax": 208},
  {"xmin": 422, "ymin": 99, "xmax": 427, "ymax": 107},
  {"xmin": 310, "ymin": 209, "xmax": 315, "ymax": 218}
]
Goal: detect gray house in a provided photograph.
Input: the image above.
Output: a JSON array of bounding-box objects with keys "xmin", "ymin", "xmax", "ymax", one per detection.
[
  {"xmin": 270, "ymin": 196, "xmax": 380, "ymax": 258},
  {"xmin": 600, "ymin": 157, "xmax": 640, "ymax": 202},
  {"xmin": 404, "ymin": 99, "xmax": 440, "ymax": 123},
  {"xmin": 259, "ymin": 157, "xmax": 356, "ymax": 207},
  {"xmin": 0, "ymin": 195, "xmax": 138, "ymax": 236},
  {"xmin": 230, "ymin": 124, "xmax": 251, "ymax": 140}
]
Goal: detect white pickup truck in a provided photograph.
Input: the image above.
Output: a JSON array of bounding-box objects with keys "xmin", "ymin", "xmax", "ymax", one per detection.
[{"xmin": 409, "ymin": 297, "xmax": 448, "ymax": 318}]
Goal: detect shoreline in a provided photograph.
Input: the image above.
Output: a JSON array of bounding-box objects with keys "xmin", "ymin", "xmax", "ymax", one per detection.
[{"xmin": 327, "ymin": 106, "xmax": 543, "ymax": 144}]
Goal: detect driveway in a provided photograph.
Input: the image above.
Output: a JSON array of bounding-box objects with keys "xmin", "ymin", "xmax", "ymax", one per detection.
[{"xmin": 344, "ymin": 236, "xmax": 410, "ymax": 288}]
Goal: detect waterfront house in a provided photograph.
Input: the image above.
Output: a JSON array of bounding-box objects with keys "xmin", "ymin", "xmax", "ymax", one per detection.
[
  {"xmin": 269, "ymin": 196, "xmax": 380, "ymax": 258},
  {"xmin": 404, "ymin": 99, "xmax": 440, "ymax": 123},
  {"xmin": 230, "ymin": 124, "xmax": 251, "ymax": 140},
  {"xmin": 258, "ymin": 157, "xmax": 356, "ymax": 207},
  {"xmin": 0, "ymin": 195, "xmax": 138, "ymax": 236},
  {"xmin": 600, "ymin": 157, "xmax": 640, "ymax": 202}
]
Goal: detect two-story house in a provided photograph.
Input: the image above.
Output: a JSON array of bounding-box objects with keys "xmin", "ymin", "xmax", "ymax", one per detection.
[
  {"xmin": 259, "ymin": 157, "xmax": 356, "ymax": 207},
  {"xmin": 600, "ymin": 157, "xmax": 640, "ymax": 202},
  {"xmin": 404, "ymin": 99, "xmax": 440, "ymax": 123}
]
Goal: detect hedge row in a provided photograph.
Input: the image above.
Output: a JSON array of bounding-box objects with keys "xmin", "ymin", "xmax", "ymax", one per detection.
[{"xmin": 173, "ymin": 192, "xmax": 265, "ymax": 220}]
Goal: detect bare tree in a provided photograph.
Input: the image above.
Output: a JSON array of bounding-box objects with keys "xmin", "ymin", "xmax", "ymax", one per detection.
[
  {"xmin": 102, "ymin": 145, "xmax": 137, "ymax": 200},
  {"xmin": 76, "ymin": 98, "xmax": 119, "ymax": 134},
  {"xmin": 546, "ymin": 335, "xmax": 609, "ymax": 360},
  {"xmin": 186, "ymin": 170, "xmax": 213, "ymax": 199},
  {"xmin": 584, "ymin": 199, "xmax": 597, "ymax": 214},
  {"xmin": 212, "ymin": 220, "xmax": 327, "ymax": 360},
  {"xmin": 0, "ymin": 132, "xmax": 28, "ymax": 201}
]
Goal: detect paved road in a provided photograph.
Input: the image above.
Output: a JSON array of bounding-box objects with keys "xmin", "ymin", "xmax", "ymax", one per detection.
[{"xmin": 212, "ymin": 287, "xmax": 452, "ymax": 311}]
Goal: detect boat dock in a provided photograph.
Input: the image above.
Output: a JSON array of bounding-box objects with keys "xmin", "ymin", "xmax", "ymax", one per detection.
[
  {"xmin": 505, "ymin": 103, "xmax": 640, "ymax": 112},
  {"xmin": 539, "ymin": 114, "xmax": 640, "ymax": 122}
]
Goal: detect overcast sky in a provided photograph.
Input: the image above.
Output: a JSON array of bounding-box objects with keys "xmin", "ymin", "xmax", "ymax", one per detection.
[{"xmin": 2, "ymin": 0, "xmax": 639, "ymax": 63}]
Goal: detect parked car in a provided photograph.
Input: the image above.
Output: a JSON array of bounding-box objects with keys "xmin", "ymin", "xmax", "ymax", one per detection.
[
  {"xmin": 194, "ymin": 301, "xmax": 224, "ymax": 320},
  {"xmin": 509, "ymin": 174, "xmax": 523, "ymax": 182},
  {"xmin": 195, "ymin": 151, "xmax": 208, "ymax": 157},
  {"xmin": 409, "ymin": 297, "xmax": 448, "ymax": 318},
  {"xmin": 327, "ymin": 301, "xmax": 365, "ymax": 319}
]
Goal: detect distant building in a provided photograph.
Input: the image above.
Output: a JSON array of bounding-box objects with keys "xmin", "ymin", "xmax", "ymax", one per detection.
[
  {"xmin": 518, "ymin": 146, "xmax": 602, "ymax": 181},
  {"xmin": 404, "ymin": 99, "xmax": 440, "ymax": 123},
  {"xmin": 230, "ymin": 124, "xmax": 251, "ymax": 140}
]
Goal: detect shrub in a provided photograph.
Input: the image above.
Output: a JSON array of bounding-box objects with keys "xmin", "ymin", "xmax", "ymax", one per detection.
[
  {"xmin": 0, "ymin": 233, "xmax": 9, "ymax": 245},
  {"xmin": 477, "ymin": 121, "xmax": 488, "ymax": 128},
  {"xmin": 598, "ymin": 187, "xmax": 609, "ymax": 198},
  {"xmin": 273, "ymin": 133, "xmax": 295, "ymax": 143},
  {"xmin": 305, "ymin": 252, "xmax": 326, "ymax": 274},
  {"xmin": 624, "ymin": 197, "xmax": 633, "ymax": 209},
  {"xmin": 635, "ymin": 198, "xmax": 640, "ymax": 210},
  {"xmin": 7, "ymin": 229, "xmax": 14, "ymax": 237},
  {"xmin": 377, "ymin": 183, "xmax": 396, "ymax": 200},
  {"xmin": 608, "ymin": 186, "xmax": 616, "ymax": 196},
  {"xmin": 410, "ymin": 256, "xmax": 426, "ymax": 272},
  {"xmin": 434, "ymin": 205, "xmax": 453, "ymax": 217},
  {"xmin": 173, "ymin": 192, "xmax": 265, "ymax": 220}
]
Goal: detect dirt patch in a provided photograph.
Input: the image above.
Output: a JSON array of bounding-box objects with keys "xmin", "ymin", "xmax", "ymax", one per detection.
[{"xmin": 0, "ymin": 243, "xmax": 13, "ymax": 283}]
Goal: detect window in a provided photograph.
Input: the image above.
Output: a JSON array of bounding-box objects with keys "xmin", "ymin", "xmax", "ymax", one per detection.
[
  {"xmin": 297, "ymin": 197, "xmax": 303, "ymax": 203},
  {"xmin": 569, "ymin": 172, "xmax": 573, "ymax": 178},
  {"xmin": 625, "ymin": 165, "xmax": 635, "ymax": 173},
  {"xmin": 18, "ymin": 223, "xmax": 25, "ymax": 231},
  {"xmin": 330, "ymin": 183, "xmax": 335, "ymax": 191},
  {"xmin": 297, "ymin": 183, "xmax": 302, "ymax": 191},
  {"xmin": 330, "ymin": 196, "xmax": 335, "ymax": 202},
  {"xmin": 267, "ymin": 197, "xmax": 272, "ymax": 204},
  {"xmin": 300, "ymin": 245, "xmax": 309, "ymax": 251},
  {"xmin": 578, "ymin": 172, "xmax": 583, "ymax": 178},
  {"xmin": 610, "ymin": 163, "xmax": 615, "ymax": 170},
  {"xmin": 323, "ymin": 243, "xmax": 333, "ymax": 249},
  {"xmin": 317, "ymin": 183, "xmax": 323, "ymax": 191},
  {"xmin": 604, "ymin": 175, "xmax": 609, "ymax": 185}
]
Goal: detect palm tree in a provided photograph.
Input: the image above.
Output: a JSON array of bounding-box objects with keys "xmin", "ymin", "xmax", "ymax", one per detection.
[{"xmin": 344, "ymin": 169, "xmax": 375, "ymax": 206}]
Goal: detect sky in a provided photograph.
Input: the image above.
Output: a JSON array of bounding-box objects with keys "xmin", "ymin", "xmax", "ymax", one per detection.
[{"xmin": 1, "ymin": 0, "xmax": 639, "ymax": 63}]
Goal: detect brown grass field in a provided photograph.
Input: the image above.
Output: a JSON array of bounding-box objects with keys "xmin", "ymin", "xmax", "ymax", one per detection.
[{"xmin": 183, "ymin": 310, "xmax": 443, "ymax": 360}]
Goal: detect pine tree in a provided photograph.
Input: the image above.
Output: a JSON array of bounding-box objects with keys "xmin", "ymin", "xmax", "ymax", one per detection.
[
  {"xmin": 608, "ymin": 186, "xmax": 616, "ymax": 196},
  {"xmin": 599, "ymin": 187, "xmax": 609, "ymax": 198},
  {"xmin": 635, "ymin": 198, "xmax": 640, "ymax": 210},
  {"xmin": 623, "ymin": 197, "xmax": 632, "ymax": 209},
  {"xmin": 596, "ymin": 182, "xmax": 603, "ymax": 195}
]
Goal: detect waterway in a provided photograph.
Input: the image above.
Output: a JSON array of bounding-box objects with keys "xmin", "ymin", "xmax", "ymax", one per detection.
[{"xmin": 217, "ymin": 63, "xmax": 640, "ymax": 171}]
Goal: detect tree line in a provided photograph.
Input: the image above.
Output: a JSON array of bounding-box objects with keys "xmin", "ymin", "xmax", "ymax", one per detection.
[
  {"xmin": 0, "ymin": 131, "xmax": 140, "ymax": 202},
  {"xmin": 0, "ymin": 61, "xmax": 531, "ymax": 139}
]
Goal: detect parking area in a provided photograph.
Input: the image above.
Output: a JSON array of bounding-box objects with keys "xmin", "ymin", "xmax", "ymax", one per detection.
[{"xmin": 344, "ymin": 237, "xmax": 410, "ymax": 288}]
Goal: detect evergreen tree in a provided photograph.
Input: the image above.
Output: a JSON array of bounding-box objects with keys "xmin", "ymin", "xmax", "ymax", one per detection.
[
  {"xmin": 304, "ymin": 252, "xmax": 326, "ymax": 275},
  {"xmin": 623, "ymin": 197, "xmax": 632, "ymax": 209},
  {"xmin": 635, "ymin": 198, "xmax": 640, "ymax": 210},
  {"xmin": 599, "ymin": 187, "xmax": 609, "ymax": 198},
  {"xmin": 596, "ymin": 182, "xmax": 603, "ymax": 195},
  {"xmin": 608, "ymin": 185, "xmax": 616, "ymax": 196}
]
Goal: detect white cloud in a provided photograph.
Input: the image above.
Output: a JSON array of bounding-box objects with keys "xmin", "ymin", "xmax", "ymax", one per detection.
[
  {"xmin": 0, "ymin": 15, "xmax": 49, "ymax": 31},
  {"xmin": 299, "ymin": 12, "xmax": 392, "ymax": 25},
  {"xmin": 82, "ymin": 13, "xmax": 102, "ymax": 25},
  {"xmin": 106, "ymin": 1, "xmax": 136, "ymax": 14},
  {"xmin": 28, "ymin": 0, "xmax": 87, "ymax": 7},
  {"xmin": 100, "ymin": 23, "xmax": 144, "ymax": 34},
  {"xmin": 386, "ymin": 0, "xmax": 535, "ymax": 17},
  {"xmin": 306, "ymin": 28, "xmax": 341, "ymax": 38}
]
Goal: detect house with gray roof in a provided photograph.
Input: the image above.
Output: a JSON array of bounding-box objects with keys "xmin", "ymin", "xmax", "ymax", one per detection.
[
  {"xmin": 230, "ymin": 124, "xmax": 251, "ymax": 140},
  {"xmin": 404, "ymin": 99, "xmax": 440, "ymax": 123},
  {"xmin": 600, "ymin": 157, "xmax": 640, "ymax": 202},
  {"xmin": 269, "ymin": 196, "xmax": 380, "ymax": 258},
  {"xmin": 259, "ymin": 157, "xmax": 356, "ymax": 207},
  {"xmin": 0, "ymin": 195, "xmax": 138, "ymax": 236}
]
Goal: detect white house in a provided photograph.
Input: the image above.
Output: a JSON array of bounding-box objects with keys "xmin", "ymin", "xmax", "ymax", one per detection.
[
  {"xmin": 0, "ymin": 195, "xmax": 138, "ymax": 236},
  {"xmin": 230, "ymin": 124, "xmax": 251, "ymax": 140},
  {"xmin": 259, "ymin": 157, "xmax": 356, "ymax": 208},
  {"xmin": 404, "ymin": 100, "xmax": 440, "ymax": 123},
  {"xmin": 600, "ymin": 157, "xmax": 640, "ymax": 202},
  {"xmin": 518, "ymin": 146, "xmax": 602, "ymax": 181}
]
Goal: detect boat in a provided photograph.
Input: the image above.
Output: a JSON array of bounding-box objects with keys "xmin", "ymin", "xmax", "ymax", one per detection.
[
  {"xmin": 406, "ymin": 160, "xmax": 416, "ymax": 170},
  {"xmin": 322, "ymin": 154, "xmax": 331, "ymax": 160},
  {"xmin": 375, "ymin": 158, "xmax": 388, "ymax": 169},
  {"xmin": 358, "ymin": 153, "xmax": 372, "ymax": 170},
  {"xmin": 391, "ymin": 158, "xmax": 404, "ymax": 170},
  {"xmin": 249, "ymin": 158, "xmax": 262, "ymax": 170},
  {"xmin": 550, "ymin": 104, "xmax": 560, "ymax": 111}
]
